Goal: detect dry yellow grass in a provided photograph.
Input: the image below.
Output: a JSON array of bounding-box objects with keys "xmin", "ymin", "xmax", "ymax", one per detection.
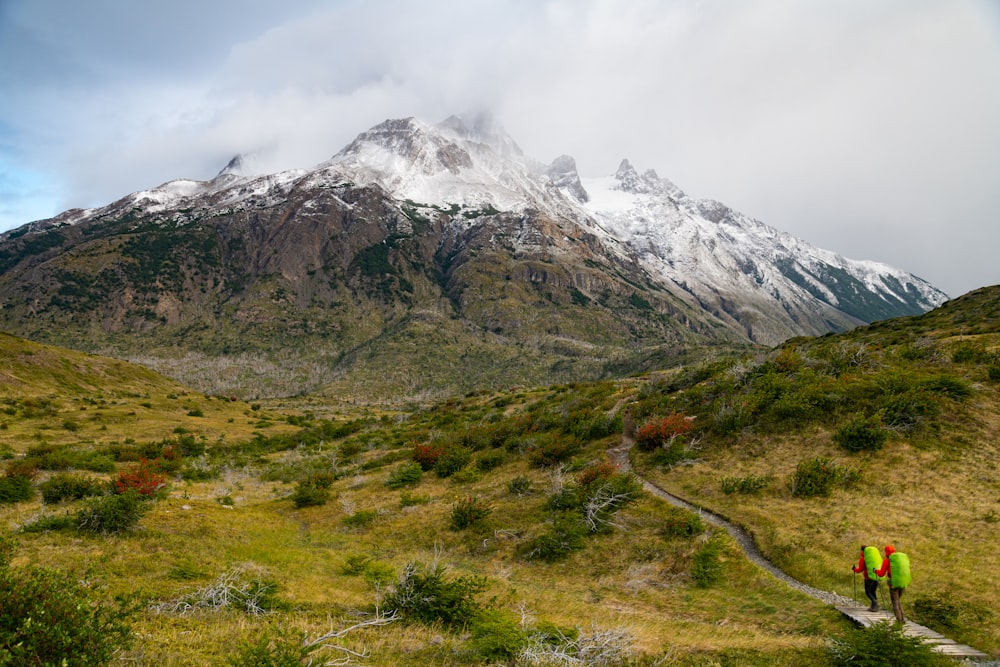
[{"xmin": 638, "ymin": 381, "xmax": 1000, "ymax": 656}]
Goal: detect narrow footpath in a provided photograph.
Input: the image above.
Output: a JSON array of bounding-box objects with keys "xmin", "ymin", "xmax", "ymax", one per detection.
[{"xmin": 608, "ymin": 436, "xmax": 991, "ymax": 661}]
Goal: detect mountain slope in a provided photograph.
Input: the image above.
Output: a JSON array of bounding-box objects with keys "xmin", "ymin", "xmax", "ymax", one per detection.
[{"xmin": 0, "ymin": 114, "xmax": 946, "ymax": 399}]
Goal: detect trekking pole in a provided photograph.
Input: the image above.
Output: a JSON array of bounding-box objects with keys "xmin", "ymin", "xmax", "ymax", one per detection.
[{"xmin": 853, "ymin": 571, "xmax": 857, "ymax": 605}]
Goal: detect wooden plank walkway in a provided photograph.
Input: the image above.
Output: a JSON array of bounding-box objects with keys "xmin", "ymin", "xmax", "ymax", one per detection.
[{"xmin": 835, "ymin": 605, "xmax": 989, "ymax": 659}]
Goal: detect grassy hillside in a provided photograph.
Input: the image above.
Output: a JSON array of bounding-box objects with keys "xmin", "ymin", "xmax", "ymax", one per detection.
[
  {"xmin": 0, "ymin": 332, "xmax": 295, "ymax": 453},
  {"xmin": 629, "ymin": 286, "xmax": 1000, "ymax": 656},
  {"xmin": 3, "ymin": 287, "xmax": 998, "ymax": 665}
]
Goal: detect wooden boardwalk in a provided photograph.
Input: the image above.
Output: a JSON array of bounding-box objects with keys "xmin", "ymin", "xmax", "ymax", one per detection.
[{"xmin": 835, "ymin": 605, "xmax": 989, "ymax": 659}]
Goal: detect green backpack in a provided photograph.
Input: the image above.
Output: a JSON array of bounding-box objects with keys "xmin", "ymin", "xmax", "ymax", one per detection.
[
  {"xmin": 888, "ymin": 551, "xmax": 911, "ymax": 589},
  {"xmin": 864, "ymin": 546, "xmax": 884, "ymax": 580}
]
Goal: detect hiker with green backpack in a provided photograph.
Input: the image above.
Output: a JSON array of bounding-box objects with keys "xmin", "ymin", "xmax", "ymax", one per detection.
[
  {"xmin": 876, "ymin": 544, "xmax": 911, "ymax": 623},
  {"xmin": 852, "ymin": 545, "xmax": 884, "ymax": 612}
]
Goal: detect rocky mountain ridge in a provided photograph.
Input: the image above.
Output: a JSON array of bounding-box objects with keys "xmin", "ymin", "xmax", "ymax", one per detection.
[{"xmin": 0, "ymin": 113, "xmax": 947, "ymax": 399}]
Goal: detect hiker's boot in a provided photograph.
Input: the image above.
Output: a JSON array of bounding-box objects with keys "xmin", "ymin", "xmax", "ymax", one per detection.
[{"xmin": 868, "ymin": 603, "xmax": 879, "ymax": 612}]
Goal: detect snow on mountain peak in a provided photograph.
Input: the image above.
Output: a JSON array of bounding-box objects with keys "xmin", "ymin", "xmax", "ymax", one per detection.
[{"xmin": 545, "ymin": 155, "xmax": 589, "ymax": 203}]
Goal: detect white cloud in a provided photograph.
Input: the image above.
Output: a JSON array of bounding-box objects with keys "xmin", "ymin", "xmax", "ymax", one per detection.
[{"xmin": 1, "ymin": 0, "xmax": 998, "ymax": 296}]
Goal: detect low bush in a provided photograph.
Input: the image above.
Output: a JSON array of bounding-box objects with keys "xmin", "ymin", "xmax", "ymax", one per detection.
[
  {"xmin": 434, "ymin": 446, "xmax": 471, "ymax": 478},
  {"xmin": 789, "ymin": 457, "xmax": 859, "ymax": 498},
  {"xmin": 291, "ymin": 481, "xmax": 329, "ymax": 508},
  {"xmin": 526, "ymin": 434, "xmax": 581, "ymax": 468},
  {"xmin": 413, "ymin": 441, "xmax": 446, "ymax": 470},
  {"xmin": 719, "ymin": 474, "xmax": 771, "ymax": 495},
  {"xmin": 833, "ymin": 413, "xmax": 888, "ymax": 452},
  {"xmin": 385, "ymin": 461, "xmax": 423, "ymax": 488},
  {"xmin": 467, "ymin": 609, "xmax": 528, "ymax": 662},
  {"xmin": 659, "ymin": 507, "xmax": 705, "ymax": 538},
  {"xmin": 114, "ymin": 458, "xmax": 167, "ymax": 497},
  {"xmin": 0, "ymin": 538, "xmax": 139, "ymax": 666},
  {"xmin": 39, "ymin": 473, "xmax": 105, "ymax": 504},
  {"xmin": 20, "ymin": 513, "xmax": 78, "ymax": 533},
  {"xmin": 828, "ymin": 620, "xmax": 950, "ymax": 666},
  {"xmin": 77, "ymin": 489, "xmax": 149, "ymax": 534},
  {"xmin": 691, "ymin": 537, "xmax": 725, "ymax": 587},
  {"xmin": 475, "ymin": 450, "xmax": 506, "ymax": 472},
  {"xmin": 291, "ymin": 471, "xmax": 335, "ymax": 508},
  {"xmin": 450, "ymin": 496, "xmax": 492, "ymax": 530},
  {"xmin": 519, "ymin": 515, "xmax": 587, "ymax": 562},
  {"xmin": 920, "ymin": 375, "xmax": 973, "ymax": 400},
  {"xmin": 508, "ymin": 475, "xmax": 532, "ymax": 495},
  {"xmin": 383, "ymin": 562, "xmax": 486, "ymax": 628},
  {"xmin": 989, "ymin": 362, "xmax": 1000, "ymax": 382},
  {"xmin": 0, "ymin": 473, "xmax": 34, "ymax": 504},
  {"xmin": 634, "ymin": 413, "xmax": 693, "ymax": 451},
  {"xmin": 342, "ymin": 509, "xmax": 379, "ymax": 528},
  {"xmin": 227, "ymin": 629, "xmax": 307, "ymax": 667}
]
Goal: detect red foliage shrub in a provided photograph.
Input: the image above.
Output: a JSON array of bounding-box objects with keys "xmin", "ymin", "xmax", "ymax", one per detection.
[
  {"xmin": 114, "ymin": 458, "xmax": 167, "ymax": 497},
  {"xmin": 634, "ymin": 413, "xmax": 694, "ymax": 451},
  {"xmin": 527, "ymin": 436, "xmax": 580, "ymax": 468},
  {"xmin": 413, "ymin": 442, "xmax": 446, "ymax": 471},
  {"xmin": 575, "ymin": 461, "xmax": 619, "ymax": 488},
  {"xmin": 5, "ymin": 459, "xmax": 38, "ymax": 480}
]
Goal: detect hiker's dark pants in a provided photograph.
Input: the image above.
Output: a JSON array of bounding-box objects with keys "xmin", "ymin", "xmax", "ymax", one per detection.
[
  {"xmin": 889, "ymin": 586, "xmax": 905, "ymax": 622},
  {"xmin": 864, "ymin": 578, "xmax": 879, "ymax": 607}
]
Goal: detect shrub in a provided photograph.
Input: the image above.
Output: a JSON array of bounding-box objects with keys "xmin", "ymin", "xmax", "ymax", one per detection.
[
  {"xmin": 291, "ymin": 481, "xmax": 330, "ymax": 509},
  {"xmin": 450, "ymin": 496, "xmax": 492, "ymax": 530},
  {"xmin": 0, "ymin": 538, "xmax": 138, "ymax": 666},
  {"xmin": 920, "ymin": 375, "xmax": 973, "ymax": 400},
  {"xmin": 114, "ymin": 458, "xmax": 167, "ymax": 497},
  {"xmin": 475, "ymin": 450, "xmax": 506, "ymax": 472},
  {"xmin": 527, "ymin": 435, "xmax": 581, "ymax": 468},
  {"xmin": 77, "ymin": 490, "xmax": 149, "ymax": 534},
  {"xmin": 634, "ymin": 413, "xmax": 693, "ymax": 451},
  {"xmin": 39, "ymin": 473, "xmax": 105, "ymax": 504},
  {"xmin": 951, "ymin": 342, "xmax": 989, "ymax": 364},
  {"xmin": 828, "ymin": 620, "xmax": 949, "ymax": 667},
  {"xmin": 383, "ymin": 562, "xmax": 486, "ymax": 628},
  {"xmin": 20, "ymin": 513, "xmax": 78, "ymax": 533},
  {"xmin": 342, "ymin": 510, "xmax": 379, "ymax": 528},
  {"xmin": 833, "ymin": 413, "xmax": 888, "ymax": 452},
  {"xmin": 291, "ymin": 472, "xmax": 334, "ymax": 508},
  {"xmin": 575, "ymin": 460, "xmax": 619, "ymax": 489},
  {"xmin": 720, "ymin": 474, "xmax": 771, "ymax": 495},
  {"xmin": 385, "ymin": 461, "xmax": 423, "ymax": 488},
  {"xmin": 467, "ymin": 609, "xmax": 528, "ymax": 662},
  {"xmin": 413, "ymin": 441, "xmax": 446, "ymax": 470},
  {"xmin": 519, "ymin": 515, "xmax": 587, "ymax": 562},
  {"xmin": 399, "ymin": 491, "xmax": 430, "ymax": 507},
  {"xmin": 691, "ymin": 537, "xmax": 724, "ymax": 587},
  {"xmin": 989, "ymin": 362, "xmax": 1000, "ymax": 382},
  {"xmin": 659, "ymin": 507, "xmax": 705, "ymax": 538},
  {"xmin": 880, "ymin": 390, "xmax": 939, "ymax": 431},
  {"xmin": 789, "ymin": 457, "xmax": 859, "ymax": 498},
  {"xmin": 0, "ymin": 473, "xmax": 34, "ymax": 504},
  {"xmin": 508, "ymin": 475, "xmax": 532, "ymax": 495},
  {"xmin": 227, "ymin": 630, "xmax": 307, "ymax": 667},
  {"xmin": 434, "ymin": 446, "xmax": 471, "ymax": 478}
]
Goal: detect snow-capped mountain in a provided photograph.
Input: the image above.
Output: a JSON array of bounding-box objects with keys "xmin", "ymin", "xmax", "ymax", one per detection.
[{"xmin": 0, "ymin": 113, "xmax": 948, "ymax": 398}]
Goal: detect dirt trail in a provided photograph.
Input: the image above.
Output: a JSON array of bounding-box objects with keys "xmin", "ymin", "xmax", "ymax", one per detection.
[{"xmin": 608, "ymin": 435, "xmax": 856, "ymax": 607}]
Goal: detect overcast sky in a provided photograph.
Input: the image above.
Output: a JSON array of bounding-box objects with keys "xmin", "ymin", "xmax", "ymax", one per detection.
[{"xmin": 1, "ymin": 0, "xmax": 998, "ymax": 297}]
